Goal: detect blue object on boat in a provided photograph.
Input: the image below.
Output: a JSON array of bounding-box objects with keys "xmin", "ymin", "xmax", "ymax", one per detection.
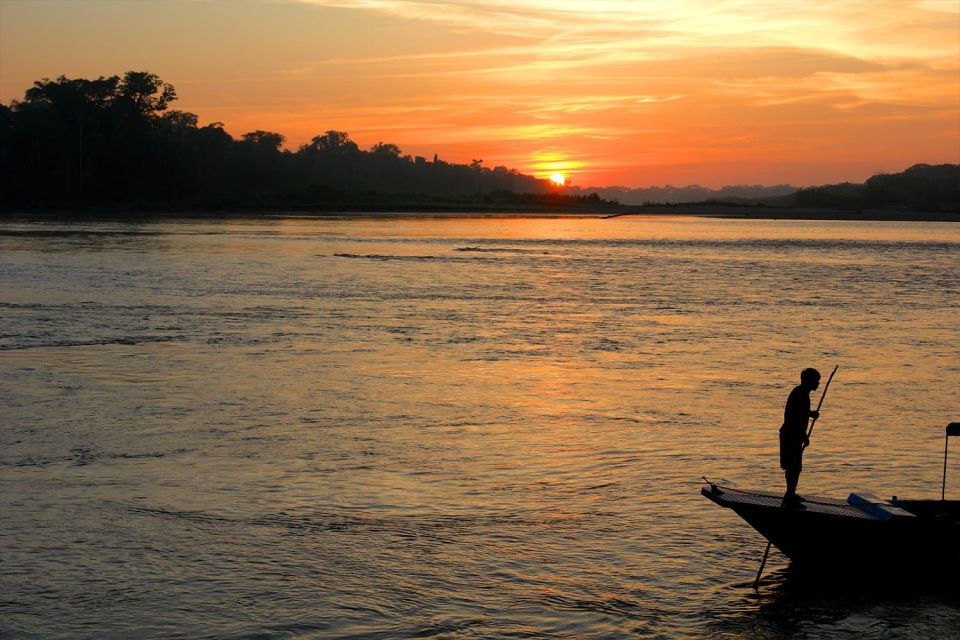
[{"xmin": 846, "ymin": 493, "xmax": 915, "ymax": 521}]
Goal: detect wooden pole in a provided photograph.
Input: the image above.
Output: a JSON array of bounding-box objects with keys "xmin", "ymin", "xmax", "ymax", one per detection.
[
  {"xmin": 943, "ymin": 433, "xmax": 949, "ymax": 501},
  {"xmin": 805, "ymin": 365, "xmax": 839, "ymax": 446},
  {"xmin": 754, "ymin": 541, "xmax": 772, "ymax": 590}
]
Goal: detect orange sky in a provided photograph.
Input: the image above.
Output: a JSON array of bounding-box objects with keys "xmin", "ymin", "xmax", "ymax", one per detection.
[{"xmin": 1, "ymin": 0, "xmax": 958, "ymax": 187}]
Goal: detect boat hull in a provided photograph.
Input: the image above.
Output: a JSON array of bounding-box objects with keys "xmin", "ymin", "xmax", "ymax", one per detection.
[{"xmin": 702, "ymin": 485, "xmax": 960, "ymax": 568}]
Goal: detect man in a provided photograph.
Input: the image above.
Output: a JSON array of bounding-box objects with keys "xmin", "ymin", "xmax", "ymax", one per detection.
[{"xmin": 779, "ymin": 368, "xmax": 821, "ymax": 506}]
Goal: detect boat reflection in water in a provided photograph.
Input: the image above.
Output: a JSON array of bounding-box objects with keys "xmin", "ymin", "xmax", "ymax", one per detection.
[
  {"xmin": 705, "ymin": 561, "xmax": 960, "ymax": 639},
  {"xmin": 703, "ymin": 423, "xmax": 960, "ymax": 571}
]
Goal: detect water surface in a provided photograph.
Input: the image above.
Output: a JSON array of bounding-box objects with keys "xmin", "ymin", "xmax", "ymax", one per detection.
[{"xmin": 2, "ymin": 215, "xmax": 959, "ymax": 638}]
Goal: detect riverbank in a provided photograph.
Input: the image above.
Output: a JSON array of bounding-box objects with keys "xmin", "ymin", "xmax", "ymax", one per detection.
[
  {"xmin": 608, "ymin": 204, "xmax": 960, "ymax": 222},
  {"xmin": 3, "ymin": 203, "xmax": 958, "ymax": 222}
]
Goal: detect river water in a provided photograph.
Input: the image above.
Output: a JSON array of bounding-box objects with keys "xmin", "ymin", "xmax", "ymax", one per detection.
[{"xmin": 1, "ymin": 214, "xmax": 959, "ymax": 639}]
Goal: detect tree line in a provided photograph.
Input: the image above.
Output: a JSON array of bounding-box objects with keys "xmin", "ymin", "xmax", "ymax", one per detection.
[
  {"xmin": 0, "ymin": 71, "xmax": 599, "ymax": 210},
  {"xmin": 2, "ymin": 71, "xmax": 955, "ymax": 212},
  {"xmin": 568, "ymin": 183, "xmax": 798, "ymax": 206},
  {"xmin": 792, "ymin": 164, "xmax": 959, "ymax": 211},
  {"xmin": 575, "ymin": 165, "xmax": 959, "ymax": 210}
]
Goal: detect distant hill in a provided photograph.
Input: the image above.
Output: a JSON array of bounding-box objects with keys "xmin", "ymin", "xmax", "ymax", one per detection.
[
  {"xmin": 573, "ymin": 164, "xmax": 959, "ymax": 212},
  {"xmin": 568, "ymin": 183, "xmax": 798, "ymax": 205},
  {"xmin": 792, "ymin": 164, "xmax": 960, "ymax": 211}
]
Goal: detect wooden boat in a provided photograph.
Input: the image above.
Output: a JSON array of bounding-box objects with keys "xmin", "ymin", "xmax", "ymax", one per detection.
[
  {"xmin": 702, "ymin": 422, "xmax": 960, "ymax": 569},
  {"xmin": 702, "ymin": 483, "xmax": 960, "ymax": 567}
]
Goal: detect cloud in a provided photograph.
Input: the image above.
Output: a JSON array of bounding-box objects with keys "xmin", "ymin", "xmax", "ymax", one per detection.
[
  {"xmin": 292, "ymin": 0, "xmax": 960, "ymax": 62},
  {"xmin": 207, "ymin": 1, "xmax": 960, "ymax": 184},
  {"xmin": 285, "ymin": 1, "xmax": 958, "ymax": 100}
]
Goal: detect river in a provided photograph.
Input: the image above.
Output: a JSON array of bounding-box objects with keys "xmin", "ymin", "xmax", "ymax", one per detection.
[{"xmin": 2, "ymin": 214, "xmax": 958, "ymax": 638}]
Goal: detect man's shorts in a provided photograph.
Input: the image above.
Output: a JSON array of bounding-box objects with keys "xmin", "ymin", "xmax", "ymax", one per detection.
[{"xmin": 779, "ymin": 431, "xmax": 803, "ymax": 471}]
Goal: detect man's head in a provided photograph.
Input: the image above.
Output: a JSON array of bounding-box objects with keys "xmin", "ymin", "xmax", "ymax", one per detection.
[{"xmin": 800, "ymin": 368, "xmax": 821, "ymax": 390}]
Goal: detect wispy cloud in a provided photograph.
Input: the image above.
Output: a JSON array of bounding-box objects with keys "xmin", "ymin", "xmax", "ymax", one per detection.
[
  {"xmin": 294, "ymin": 0, "xmax": 960, "ymax": 62},
  {"xmin": 516, "ymin": 94, "xmax": 684, "ymax": 116},
  {"xmin": 287, "ymin": 0, "xmax": 958, "ymax": 103}
]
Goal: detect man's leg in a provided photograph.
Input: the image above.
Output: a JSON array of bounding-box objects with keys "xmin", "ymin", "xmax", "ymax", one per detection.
[{"xmin": 783, "ymin": 467, "xmax": 800, "ymax": 504}]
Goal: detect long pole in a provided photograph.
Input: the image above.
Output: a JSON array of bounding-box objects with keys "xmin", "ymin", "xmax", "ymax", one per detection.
[
  {"xmin": 804, "ymin": 365, "xmax": 839, "ymax": 447},
  {"xmin": 943, "ymin": 433, "xmax": 949, "ymax": 501},
  {"xmin": 755, "ymin": 365, "xmax": 838, "ymax": 590},
  {"xmin": 803, "ymin": 365, "xmax": 840, "ymax": 449},
  {"xmin": 754, "ymin": 542, "xmax": 772, "ymax": 590}
]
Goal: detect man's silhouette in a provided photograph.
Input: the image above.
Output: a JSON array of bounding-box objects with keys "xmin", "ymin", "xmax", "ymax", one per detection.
[{"xmin": 779, "ymin": 368, "xmax": 820, "ymax": 506}]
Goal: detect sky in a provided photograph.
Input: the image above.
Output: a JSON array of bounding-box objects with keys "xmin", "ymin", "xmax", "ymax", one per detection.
[{"xmin": 1, "ymin": 0, "xmax": 958, "ymax": 188}]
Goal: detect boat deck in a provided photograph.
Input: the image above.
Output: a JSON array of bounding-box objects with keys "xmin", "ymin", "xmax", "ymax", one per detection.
[{"xmin": 702, "ymin": 484, "xmax": 882, "ymax": 519}]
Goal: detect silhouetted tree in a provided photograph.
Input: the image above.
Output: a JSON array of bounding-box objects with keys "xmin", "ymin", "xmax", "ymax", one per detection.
[
  {"xmin": 304, "ymin": 130, "xmax": 358, "ymax": 156},
  {"xmin": 242, "ymin": 130, "xmax": 285, "ymax": 151},
  {"xmin": 370, "ymin": 142, "xmax": 401, "ymax": 157}
]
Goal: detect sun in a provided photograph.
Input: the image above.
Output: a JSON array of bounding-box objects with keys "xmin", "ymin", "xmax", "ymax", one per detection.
[{"xmin": 549, "ymin": 173, "xmax": 566, "ymax": 186}]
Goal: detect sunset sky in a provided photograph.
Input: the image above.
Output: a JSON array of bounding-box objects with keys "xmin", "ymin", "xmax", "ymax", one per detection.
[{"xmin": 1, "ymin": 0, "xmax": 958, "ymax": 187}]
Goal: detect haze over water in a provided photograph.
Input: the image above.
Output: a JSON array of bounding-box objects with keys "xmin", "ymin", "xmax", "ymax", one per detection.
[{"xmin": 2, "ymin": 215, "xmax": 959, "ymax": 638}]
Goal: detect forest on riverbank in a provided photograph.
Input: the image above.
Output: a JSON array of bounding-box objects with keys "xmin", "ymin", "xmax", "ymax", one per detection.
[
  {"xmin": 1, "ymin": 71, "xmax": 956, "ymax": 214},
  {"xmin": 0, "ymin": 71, "xmax": 614, "ymax": 211}
]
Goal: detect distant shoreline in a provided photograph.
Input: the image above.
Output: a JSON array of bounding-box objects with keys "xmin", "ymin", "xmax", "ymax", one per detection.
[
  {"xmin": 2, "ymin": 204, "xmax": 958, "ymax": 223},
  {"xmin": 611, "ymin": 204, "xmax": 960, "ymax": 223}
]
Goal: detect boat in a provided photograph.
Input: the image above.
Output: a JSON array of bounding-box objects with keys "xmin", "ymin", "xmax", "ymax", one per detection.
[{"xmin": 702, "ymin": 422, "xmax": 960, "ymax": 569}]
